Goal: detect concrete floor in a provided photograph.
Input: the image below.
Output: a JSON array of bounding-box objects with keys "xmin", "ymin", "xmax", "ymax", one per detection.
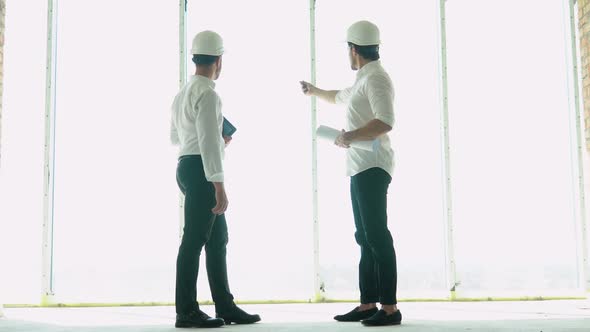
[{"xmin": 1, "ymin": 301, "xmax": 589, "ymax": 331}]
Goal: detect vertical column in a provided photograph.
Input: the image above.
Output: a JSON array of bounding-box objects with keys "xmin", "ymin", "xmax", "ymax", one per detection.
[
  {"xmin": 570, "ymin": 0, "xmax": 590, "ymax": 295},
  {"xmin": 178, "ymin": 0, "xmax": 187, "ymax": 239},
  {"xmin": 0, "ymin": 0, "xmax": 4, "ymax": 168},
  {"xmin": 179, "ymin": 0, "xmax": 187, "ymax": 88},
  {"xmin": 437, "ymin": 0, "xmax": 458, "ymax": 300},
  {"xmin": 581, "ymin": 0, "xmax": 590, "ymax": 152},
  {"xmin": 0, "ymin": 0, "xmax": 6, "ymax": 315},
  {"xmin": 42, "ymin": 0, "xmax": 58, "ymax": 306},
  {"xmin": 309, "ymin": 0, "xmax": 323, "ymax": 302}
]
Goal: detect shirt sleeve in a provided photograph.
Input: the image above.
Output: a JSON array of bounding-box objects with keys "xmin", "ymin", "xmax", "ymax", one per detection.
[
  {"xmin": 335, "ymin": 87, "xmax": 354, "ymax": 104},
  {"xmin": 170, "ymin": 96, "xmax": 180, "ymax": 145},
  {"xmin": 195, "ymin": 89, "xmax": 224, "ymax": 183},
  {"xmin": 170, "ymin": 122, "xmax": 180, "ymax": 145},
  {"xmin": 366, "ymin": 74, "xmax": 395, "ymax": 127}
]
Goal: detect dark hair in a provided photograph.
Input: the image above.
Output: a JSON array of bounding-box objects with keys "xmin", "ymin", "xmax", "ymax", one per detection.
[
  {"xmin": 348, "ymin": 42, "xmax": 380, "ymax": 61},
  {"xmin": 192, "ymin": 54, "xmax": 219, "ymax": 66}
]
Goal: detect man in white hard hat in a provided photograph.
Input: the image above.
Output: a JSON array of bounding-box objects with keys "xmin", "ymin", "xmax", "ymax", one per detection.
[
  {"xmin": 300, "ymin": 20, "xmax": 402, "ymax": 326},
  {"xmin": 170, "ymin": 30, "xmax": 260, "ymax": 328}
]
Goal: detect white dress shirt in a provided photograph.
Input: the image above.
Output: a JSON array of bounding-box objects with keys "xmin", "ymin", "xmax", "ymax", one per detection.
[
  {"xmin": 170, "ymin": 75, "xmax": 225, "ymax": 182},
  {"xmin": 335, "ymin": 60, "xmax": 395, "ymax": 177}
]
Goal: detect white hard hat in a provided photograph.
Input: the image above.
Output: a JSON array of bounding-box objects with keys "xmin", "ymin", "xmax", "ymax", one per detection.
[
  {"xmin": 347, "ymin": 20, "xmax": 380, "ymax": 46},
  {"xmin": 191, "ymin": 30, "xmax": 224, "ymax": 56}
]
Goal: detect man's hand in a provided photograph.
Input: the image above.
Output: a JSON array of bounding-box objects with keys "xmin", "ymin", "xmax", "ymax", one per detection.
[
  {"xmin": 299, "ymin": 81, "xmax": 338, "ymax": 104},
  {"xmin": 335, "ymin": 129, "xmax": 352, "ymax": 149},
  {"xmin": 300, "ymin": 81, "xmax": 316, "ymax": 96},
  {"xmin": 212, "ymin": 183, "xmax": 228, "ymax": 215},
  {"xmin": 223, "ymin": 135, "xmax": 232, "ymax": 147}
]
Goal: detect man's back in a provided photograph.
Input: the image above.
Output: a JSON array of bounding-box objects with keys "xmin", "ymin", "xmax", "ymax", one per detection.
[{"xmin": 170, "ymin": 75, "xmax": 224, "ymax": 182}]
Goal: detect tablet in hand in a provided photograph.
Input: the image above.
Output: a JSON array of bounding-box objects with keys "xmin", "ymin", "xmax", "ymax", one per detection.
[{"xmin": 222, "ymin": 117, "xmax": 237, "ymax": 137}]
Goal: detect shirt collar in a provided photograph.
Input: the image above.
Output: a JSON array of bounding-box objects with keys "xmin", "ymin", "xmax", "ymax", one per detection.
[
  {"xmin": 356, "ymin": 60, "xmax": 381, "ymax": 79},
  {"xmin": 191, "ymin": 74, "xmax": 216, "ymax": 89}
]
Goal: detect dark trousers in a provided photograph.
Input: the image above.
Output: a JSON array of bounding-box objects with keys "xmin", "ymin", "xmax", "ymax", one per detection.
[
  {"xmin": 351, "ymin": 167, "xmax": 397, "ymax": 305},
  {"xmin": 175, "ymin": 155, "xmax": 234, "ymax": 315}
]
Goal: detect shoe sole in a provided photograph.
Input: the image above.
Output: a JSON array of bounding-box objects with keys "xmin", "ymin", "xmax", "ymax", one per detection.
[
  {"xmin": 222, "ymin": 317, "xmax": 261, "ymax": 325},
  {"xmin": 175, "ymin": 321, "xmax": 225, "ymax": 328},
  {"xmin": 361, "ymin": 321, "xmax": 401, "ymax": 327},
  {"xmin": 334, "ymin": 310, "xmax": 379, "ymax": 322}
]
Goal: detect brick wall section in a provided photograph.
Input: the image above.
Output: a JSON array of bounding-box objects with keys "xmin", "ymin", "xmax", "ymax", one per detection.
[{"xmin": 580, "ymin": 0, "xmax": 590, "ymax": 151}]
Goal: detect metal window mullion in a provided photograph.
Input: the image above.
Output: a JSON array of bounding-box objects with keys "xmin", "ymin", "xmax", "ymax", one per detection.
[
  {"xmin": 437, "ymin": 0, "xmax": 458, "ymax": 300},
  {"xmin": 42, "ymin": 0, "xmax": 58, "ymax": 306},
  {"xmin": 178, "ymin": 0, "xmax": 187, "ymax": 239},
  {"xmin": 565, "ymin": 0, "xmax": 589, "ymax": 295},
  {"xmin": 179, "ymin": 0, "xmax": 187, "ymax": 88},
  {"xmin": 310, "ymin": 0, "xmax": 322, "ymax": 302}
]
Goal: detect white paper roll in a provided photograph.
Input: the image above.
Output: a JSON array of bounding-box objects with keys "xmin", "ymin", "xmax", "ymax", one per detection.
[{"xmin": 316, "ymin": 125, "xmax": 379, "ymax": 152}]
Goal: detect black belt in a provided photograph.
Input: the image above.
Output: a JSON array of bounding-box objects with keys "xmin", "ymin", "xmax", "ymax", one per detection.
[{"xmin": 178, "ymin": 154, "xmax": 201, "ymax": 162}]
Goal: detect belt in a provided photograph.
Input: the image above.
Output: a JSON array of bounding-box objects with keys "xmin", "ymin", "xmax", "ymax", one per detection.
[{"xmin": 178, "ymin": 154, "xmax": 201, "ymax": 161}]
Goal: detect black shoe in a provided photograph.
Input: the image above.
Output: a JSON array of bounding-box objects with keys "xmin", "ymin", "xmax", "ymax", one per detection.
[
  {"xmin": 334, "ymin": 306, "xmax": 379, "ymax": 322},
  {"xmin": 216, "ymin": 305, "xmax": 261, "ymax": 325},
  {"xmin": 361, "ymin": 309, "xmax": 402, "ymax": 326},
  {"xmin": 175, "ymin": 310, "xmax": 225, "ymax": 328}
]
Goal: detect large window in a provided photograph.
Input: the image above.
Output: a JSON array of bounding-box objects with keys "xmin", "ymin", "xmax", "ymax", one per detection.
[
  {"xmin": 51, "ymin": 1, "xmax": 179, "ymax": 303},
  {"xmin": 0, "ymin": 0, "xmax": 47, "ymax": 304},
  {"xmin": 187, "ymin": 0, "xmax": 314, "ymax": 301},
  {"xmin": 0, "ymin": 0, "xmax": 585, "ymax": 305},
  {"xmin": 446, "ymin": 0, "xmax": 579, "ymax": 296},
  {"xmin": 315, "ymin": 0, "xmax": 448, "ymax": 299}
]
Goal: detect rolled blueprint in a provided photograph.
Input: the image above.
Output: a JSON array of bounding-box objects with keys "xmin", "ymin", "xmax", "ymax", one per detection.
[{"xmin": 316, "ymin": 125, "xmax": 379, "ymax": 152}]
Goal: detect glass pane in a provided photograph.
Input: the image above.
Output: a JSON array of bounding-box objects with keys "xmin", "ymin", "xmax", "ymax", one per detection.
[
  {"xmin": 51, "ymin": 1, "xmax": 179, "ymax": 303},
  {"xmin": 0, "ymin": 0, "xmax": 47, "ymax": 304},
  {"xmin": 315, "ymin": 0, "xmax": 447, "ymax": 300},
  {"xmin": 187, "ymin": 0, "xmax": 313, "ymax": 301},
  {"xmin": 446, "ymin": 0, "xmax": 579, "ymax": 296}
]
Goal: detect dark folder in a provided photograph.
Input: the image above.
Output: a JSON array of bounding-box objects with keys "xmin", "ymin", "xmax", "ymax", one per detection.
[{"xmin": 222, "ymin": 117, "xmax": 237, "ymax": 137}]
